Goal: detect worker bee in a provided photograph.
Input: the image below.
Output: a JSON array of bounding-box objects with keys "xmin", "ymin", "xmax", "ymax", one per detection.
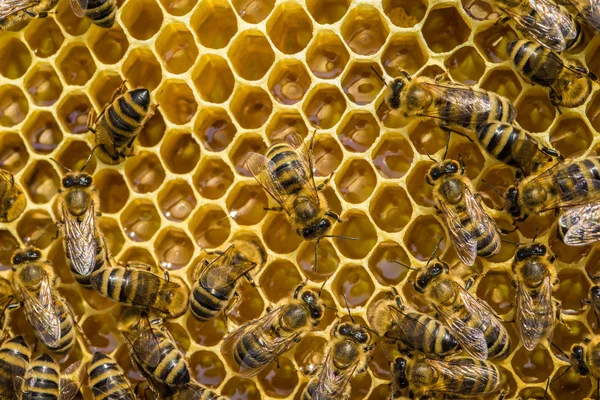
[
  {"xmin": 0, "ymin": 169, "xmax": 26, "ymax": 223},
  {"xmin": 246, "ymin": 132, "xmax": 352, "ymax": 273},
  {"xmin": 11, "ymin": 247, "xmax": 77, "ymax": 353},
  {"xmin": 557, "ymin": 202, "xmax": 600, "ymax": 246},
  {"xmin": 0, "ymin": 335, "xmax": 31, "ymax": 400},
  {"xmin": 564, "ymin": 0, "xmax": 600, "ymax": 32},
  {"xmin": 391, "ymin": 354, "xmax": 503, "ymax": 399},
  {"xmin": 505, "ymin": 157, "xmax": 600, "ymax": 221},
  {"xmin": 412, "ymin": 260, "xmax": 511, "ymax": 360},
  {"xmin": 90, "ymin": 261, "xmax": 190, "ymax": 319},
  {"xmin": 221, "ymin": 280, "xmax": 325, "ymax": 377},
  {"xmin": 0, "ymin": 0, "xmax": 57, "ymax": 30},
  {"xmin": 20, "ymin": 353, "xmax": 83, "ymax": 399},
  {"xmin": 511, "ymin": 243, "xmax": 561, "ymax": 351},
  {"xmin": 52, "ymin": 154, "xmax": 107, "ymax": 289},
  {"xmin": 569, "ymin": 335, "xmax": 600, "ymax": 397},
  {"xmin": 382, "ymin": 70, "xmax": 515, "ymax": 134},
  {"xmin": 190, "ymin": 235, "xmax": 267, "ymax": 323},
  {"xmin": 507, "ymin": 39, "xmax": 596, "ymax": 109},
  {"xmin": 89, "ymin": 352, "xmax": 136, "ymax": 400},
  {"xmin": 490, "ymin": 0, "xmax": 583, "ymax": 52},
  {"xmin": 87, "ymin": 81, "xmax": 157, "ymax": 165},
  {"xmin": 367, "ymin": 289, "xmax": 461, "ymax": 358},
  {"xmin": 69, "ymin": 0, "xmax": 116, "ymax": 28},
  {"xmin": 475, "ymin": 122, "xmax": 562, "ymax": 176}
]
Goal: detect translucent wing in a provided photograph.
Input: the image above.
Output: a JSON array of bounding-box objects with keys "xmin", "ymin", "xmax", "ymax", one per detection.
[
  {"xmin": 121, "ymin": 270, "xmax": 184, "ymax": 314},
  {"xmin": 122, "ymin": 316, "xmax": 162, "ymax": 369},
  {"xmin": 69, "ymin": 0, "xmax": 88, "ymax": 17},
  {"xmin": 202, "ymin": 245, "xmax": 243, "ymax": 290},
  {"xmin": 246, "ymin": 153, "xmax": 290, "ymax": 214},
  {"xmin": 311, "ymin": 349, "xmax": 358, "ymax": 400},
  {"xmin": 62, "ymin": 202, "xmax": 97, "ymax": 276},
  {"xmin": 516, "ymin": 276, "xmax": 555, "ymax": 351},
  {"xmin": 21, "ymin": 277, "xmax": 61, "ymax": 347},
  {"xmin": 284, "ymin": 132, "xmax": 319, "ymax": 202},
  {"xmin": 0, "ymin": 0, "xmax": 37, "ymax": 20},
  {"xmin": 559, "ymin": 203, "xmax": 600, "ymax": 245},
  {"xmin": 570, "ymin": 0, "xmax": 600, "ymax": 31},
  {"xmin": 59, "ymin": 361, "xmax": 84, "ymax": 400},
  {"xmin": 426, "ymin": 358, "xmax": 500, "ymax": 392}
]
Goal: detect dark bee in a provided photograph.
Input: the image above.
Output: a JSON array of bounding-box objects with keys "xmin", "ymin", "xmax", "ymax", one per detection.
[
  {"xmin": 0, "ymin": 335, "xmax": 31, "ymax": 400},
  {"xmin": 221, "ymin": 281, "xmax": 325, "ymax": 377},
  {"xmin": 87, "ymin": 81, "xmax": 157, "ymax": 165},
  {"xmin": 21, "ymin": 353, "xmax": 83, "ymax": 399},
  {"xmin": 89, "ymin": 352, "xmax": 136, "ymax": 400},
  {"xmin": 0, "ymin": 169, "xmax": 26, "ymax": 223},
  {"xmin": 69, "ymin": 0, "xmax": 117, "ymax": 28},
  {"xmin": 0, "ymin": 0, "xmax": 57, "ymax": 30}
]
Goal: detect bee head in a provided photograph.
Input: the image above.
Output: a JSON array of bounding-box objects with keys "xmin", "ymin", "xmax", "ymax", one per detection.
[
  {"xmin": 298, "ymin": 218, "xmax": 332, "ymax": 241},
  {"xmin": 571, "ymin": 345, "xmax": 589, "ymax": 376},
  {"xmin": 11, "ymin": 247, "xmax": 41, "ymax": 266},
  {"xmin": 414, "ymin": 262, "xmax": 447, "ymax": 293},
  {"xmin": 392, "ymin": 356, "xmax": 410, "ymax": 389},
  {"xmin": 386, "ymin": 71, "xmax": 411, "ymax": 110},
  {"xmin": 426, "ymin": 161, "xmax": 460, "ymax": 185},
  {"xmin": 515, "ymin": 243, "xmax": 547, "ymax": 262},
  {"xmin": 62, "ymin": 172, "xmax": 93, "ymax": 189},
  {"xmin": 504, "ymin": 186, "xmax": 522, "ymax": 218},
  {"xmin": 335, "ymin": 322, "xmax": 370, "ymax": 344},
  {"xmin": 300, "ymin": 289, "xmax": 324, "ymax": 324}
]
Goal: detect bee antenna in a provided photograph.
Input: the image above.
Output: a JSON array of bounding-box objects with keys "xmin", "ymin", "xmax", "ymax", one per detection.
[
  {"xmin": 80, "ymin": 146, "xmax": 97, "ymax": 172},
  {"xmin": 391, "ymin": 259, "xmax": 420, "ymax": 271},
  {"xmin": 319, "ymin": 277, "xmax": 329, "ymax": 297},
  {"xmin": 322, "ymin": 303, "xmax": 338, "ymax": 311},
  {"xmin": 532, "ymin": 227, "xmax": 540, "ymax": 243},
  {"xmin": 324, "ymin": 235, "xmax": 358, "ymax": 241},
  {"xmin": 548, "ymin": 340, "xmax": 569, "ymax": 360},
  {"xmin": 421, "ymin": 147, "xmax": 437, "ymax": 163},
  {"xmin": 28, "ymin": 231, "xmax": 47, "ymax": 247},
  {"xmin": 426, "ymin": 238, "xmax": 443, "ymax": 267},
  {"xmin": 548, "ymin": 365, "xmax": 572, "ymax": 390},
  {"xmin": 500, "ymin": 239, "xmax": 521, "ymax": 246},
  {"xmin": 376, "ymin": 100, "xmax": 385, "ymax": 112},
  {"xmin": 443, "ymin": 131, "xmax": 451, "ymax": 160},
  {"xmin": 343, "ymin": 293, "xmax": 355, "ymax": 324},
  {"xmin": 480, "ymin": 179, "xmax": 503, "ymax": 197},
  {"xmin": 370, "ymin": 65, "xmax": 387, "ymax": 86},
  {"xmin": 362, "ymin": 324, "xmax": 380, "ymax": 337},
  {"xmin": 49, "ymin": 158, "xmax": 72, "ymax": 173}
]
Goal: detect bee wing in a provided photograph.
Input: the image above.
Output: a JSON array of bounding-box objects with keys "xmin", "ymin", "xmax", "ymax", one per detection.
[
  {"xmin": 516, "ymin": 276, "xmax": 555, "ymax": 351},
  {"xmin": 572, "ymin": 0, "xmax": 600, "ymax": 31},
  {"xmin": 246, "ymin": 153, "xmax": 292, "ymax": 214},
  {"xmin": 62, "ymin": 203, "xmax": 97, "ymax": 276},
  {"xmin": 283, "ymin": 132, "xmax": 319, "ymax": 201},
  {"xmin": 21, "ymin": 277, "xmax": 61, "ymax": 347},
  {"xmin": 122, "ymin": 316, "xmax": 162, "ymax": 369},
  {"xmin": 559, "ymin": 203, "xmax": 600, "ymax": 245},
  {"xmin": 0, "ymin": 0, "xmax": 36, "ymax": 20},
  {"xmin": 202, "ymin": 245, "xmax": 239, "ymax": 289},
  {"xmin": 58, "ymin": 361, "xmax": 84, "ymax": 400},
  {"xmin": 69, "ymin": 0, "xmax": 88, "ymax": 18},
  {"xmin": 426, "ymin": 358, "xmax": 500, "ymax": 392},
  {"xmin": 121, "ymin": 270, "xmax": 183, "ymax": 314},
  {"xmin": 311, "ymin": 350, "xmax": 357, "ymax": 400}
]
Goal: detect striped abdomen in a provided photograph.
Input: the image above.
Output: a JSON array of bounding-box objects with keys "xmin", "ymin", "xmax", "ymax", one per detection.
[
  {"xmin": 507, "ymin": 40, "xmax": 561, "ymax": 86},
  {"xmin": 438, "ymin": 87, "xmax": 515, "ymax": 130},
  {"xmin": 455, "ymin": 301, "xmax": 510, "ymax": 360},
  {"xmin": 441, "ymin": 358, "xmax": 502, "ymax": 395},
  {"xmin": 549, "ymin": 158, "xmax": 600, "ymax": 205},
  {"xmin": 22, "ymin": 354, "xmax": 60, "ymax": 400},
  {"xmin": 89, "ymin": 352, "xmax": 135, "ymax": 400},
  {"xmin": 44, "ymin": 299, "xmax": 75, "ymax": 353},
  {"xmin": 90, "ymin": 267, "xmax": 157, "ymax": 306},
  {"xmin": 85, "ymin": 0, "xmax": 117, "ymax": 28},
  {"xmin": 137, "ymin": 329, "xmax": 190, "ymax": 386},
  {"xmin": 397, "ymin": 313, "xmax": 461, "ymax": 357},
  {"xmin": 190, "ymin": 278, "xmax": 232, "ymax": 321},
  {"xmin": 266, "ymin": 143, "xmax": 308, "ymax": 196},
  {"xmin": 0, "ymin": 336, "xmax": 30, "ymax": 399}
]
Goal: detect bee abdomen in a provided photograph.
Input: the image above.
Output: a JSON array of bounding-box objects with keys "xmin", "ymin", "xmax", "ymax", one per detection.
[
  {"xmin": 154, "ymin": 349, "xmax": 190, "ymax": 385},
  {"xmin": 22, "ymin": 354, "xmax": 60, "ymax": 399},
  {"xmin": 89, "ymin": 352, "xmax": 135, "ymax": 400},
  {"xmin": 234, "ymin": 333, "xmax": 270, "ymax": 370},
  {"xmin": 103, "ymin": 89, "xmax": 151, "ymax": 141},
  {"xmin": 0, "ymin": 336, "xmax": 30, "ymax": 392},
  {"xmin": 190, "ymin": 283, "xmax": 228, "ymax": 321},
  {"xmin": 85, "ymin": 0, "xmax": 116, "ymax": 28},
  {"xmin": 448, "ymin": 359, "xmax": 502, "ymax": 394},
  {"xmin": 486, "ymin": 324, "xmax": 511, "ymax": 360},
  {"xmin": 476, "ymin": 122, "xmax": 520, "ymax": 164}
]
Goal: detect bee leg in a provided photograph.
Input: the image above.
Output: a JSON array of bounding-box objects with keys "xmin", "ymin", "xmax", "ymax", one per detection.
[
  {"xmin": 464, "ymin": 274, "xmax": 480, "ymax": 291},
  {"xmin": 316, "ymin": 172, "xmax": 334, "ymax": 191},
  {"xmin": 434, "ymin": 72, "xmax": 450, "ymax": 84},
  {"xmin": 86, "ymin": 109, "xmax": 97, "ymax": 134},
  {"xmin": 555, "ymin": 301, "xmax": 568, "ymax": 327},
  {"xmin": 163, "ymin": 269, "xmax": 170, "ymax": 282},
  {"xmin": 493, "ymin": 16, "xmax": 510, "ymax": 26}
]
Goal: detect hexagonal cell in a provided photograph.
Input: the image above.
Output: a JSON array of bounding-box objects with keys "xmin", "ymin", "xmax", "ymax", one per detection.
[
  {"xmin": 368, "ymin": 241, "xmax": 410, "ymax": 286},
  {"xmin": 192, "ymin": 55, "xmax": 234, "ymax": 104},
  {"xmin": 98, "ymin": 216, "xmax": 125, "ymax": 256},
  {"xmin": 555, "ymin": 269, "xmax": 590, "ymax": 315},
  {"xmin": 551, "ymin": 320, "xmax": 589, "ymax": 360},
  {"xmin": 56, "ymin": 44, "xmax": 96, "ymax": 86},
  {"xmin": 191, "ymin": 0, "xmax": 237, "ymax": 48},
  {"xmin": 515, "ymin": 88, "xmax": 556, "ymax": 133},
  {"xmin": 336, "ymin": 159, "xmax": 377, "ymax": 204},
  {"xmin": 228, "ymin": 30, "xmax": 274, "ymax": 81},
  {"xmin": 297, "ymin": 239, "xmax": 339, "ymax": 281},
  {"xmin": 476, "ymin": 270, "xmax": 514, "ymax": 315},
  {"xmin": 372, "ymin": 134, "xmax": 414, "ymax": 179},
  {"xmin": 159, "ymin": 0, "xmax": 197, "ymax": 15},
  {"xmin": 303, "ymin": 84, "xmax": 347, "ymax": 129},
  {"xmin": 406, "ymin": 161, "xmax": 435, "ymax": 207},
  {"xmin": 189, "ymin": 205, "xmax": 231, "ymax": 248},
  {"xmin": 266, "ymin": 111, "xmax": 309, "ymax": 144},
  {"xmin": 160, "ymin": 131, "xmax": 200, "ymax": 174},
  {"xmin": 422, "ymin": 6, "xmax": 470, "ymax": 53},
  {"xmin": 87, "ymin": 24, "xmax": 129, "ymax": 65},
  {"xmin": 332, "ymin": 264, "xmax": 375, "ymax": 307},
  {"xmin": 337, "ymin": 112, "xmax": 379, "ymax": 153},
  {"xmin": 268, "ymin": 60, "xmax": 311, "ymax": 106},
  {"xmin": 0, "ymin": 230, "xmax": 19, "ymax": 270},
  {"xmin": 383, "ymin": 0, "xmax": 427, "ymax": 27},
  {"xmin": 124, "ymin": 152, "xmax": 165, "ymax": 194},
  {"xmin": 370, "ymin": 186, "xmax": 413, "ymax": 233},
  {"xmin": 230, "ymin": 86, "xmax": 273, "ymax": 129},
  {"xmin": 306, "ymin": 30, "xmax": 350, "ymax": 80},
  {"xmin": 0, "ymin": 132, "xmax": 29, "ymax": 172},
  {"xmin": 341, "ymin": 62, "xmax": 385, "ymax": 106},
  {"xmin": 155, "ymin": 23, "xmax": 198, "ymax": 74},
  {"xmin": 549, "ymin": 116, "xmax": 593, "ymax": 158},
  {"xmin": 446, "ymin": 138, "xmax": 485, "ymax": 180},
  {"xmin": 23, "ymin": 63, "xmax": 62, "ymax": 107},
  {"xmin": 306, "ymin": 0, "xmax": 349, "ymax": 24},
  {"xmin": 476, "ymin": 165, "xmax": 515, "ymax": 211},
  {"xmin": 511, "ymin": 345, "xmax": 554, "ymax": 383},
  {"xmin": 121, "ymin": 48, "xmax": 162, "ymax": 91},
  {"xmin": 312, "ymin": 134, "xmax": 344, "ymax": 177},
  {"xmin": 154, "ymin": 227, "xmax": 194, "ymax": 270},
  {"xmin": 229, "ymin": 134, "xmax": 267, "ymax": 177},
  {"xmin": 0, "ymin": 85, "xmax": 28, "ymax": 127},
  {"xmin": 55, "ymin": 0, "xmax": 90, "ymax": 36},
  {"xmin": 294, "ymin": 335, "xmax": 326, "ymax": 376},
  {"xmin": 341, "ymin": 5, "xmax": 389, "ymax": 55},
  {"xmin": 189, "ymin": 350, "xmax": 227, "ymax": 388},
  {"xmin": 332, "ymin": 211, "xmax": 377, "ymax": 260},
  {"xmin": 480, "ymin": 67, "xmax": 522, "ymax": 103},
  {"xmin": 120, "ymin": 199, "xmax": 161, "ymax": 242},
  {"xmin": 267, "ymin": 3, "xmax": 313, "ymax": 54},
  {"xmin": 94, "ymin": 169, "xmax": 129, "ymax": 214},
  {"xmin": 16, "ymin": 209, "xmax": 54, "ymax": 249},
  {"xmin": 404, "ymin": 215, "xmax": 447, "ymax": 260},
  {"xmin": 350, "ymin": 372, "xmax": 372, "ymax": 400},
  {"xmin": 381, "ymin": 33, "xmax": 428, "ymax": 76},
  {"xmin": 474, "ymin": 23, "xmax": 519, "ymax": 63},
  {"xmin": 193, "ymin": 158, "xmax": 234, "ymax": 200},
  {"xmin": 23, "ymin": 18, "xmax": 64, "ymax": 58},
  {"xmin": 21, "ymin": 160, "xmax": 59, "ymax": 204},
  {"xmin": 0, "ymin": 37, "xmax": 31, "ymax": 79},
  {"xmin": 157, "ymin": 180, "xmax": 197, "ymax": 222},
  {"xmin": 259, "ymin": 260, "xmax": 302, "ymax": 302},
  {"xmin": 53, "ymin": 140, "xmax": 97, "ymax": 173},
  {"xmin": 221, "ymin": 377, "xmax": 260, "ymax": 400},
  {"xmin": 119, "ymin": 246, "xmax": 157, "ymax": 268},
  {"xmin": 156, "ymin": 80, "xmax": 197, "ymax": 125},
  {"xmin": 262, "ymin": 213, "xmax": 302, "ymax": 254},
  {"xmin": 515, "ymin": 212, "xmax": 555, "ymax": 240},
  {"xmin": 56, "ymin": 92, "xmax": 92, "ymax": 135},
  {"xmin": 445, "ymin": 46, "xmax": 486, "ymax": 85},
  {"xmin": 88, "ymin": 72, "xmax": 122, "ymax": 112},
  {"xmin": 257, "ymin": 357, "xmax": 298, "ymax": 398},
  {"xmin": 186, "ymin": 311, "xmax": 227, "ymax": 346},
  {"xmin": 227, "ymin": 279, "xmax": 264, "ymax": 325},
  {"xmin": 226, "ymin": 182, "xmax": 268, "ymax": 226},
  {"xmin": 549, "ymin": 366, "xmax": 592, "ymax": 400},
  {"xmin": 138, "ymin": 111, "xmax": 166, "ymax": 148},
  {"xmin": 194, "ymin": 107, "xmax": 237, "ymax": 152},
  {"xmin": 408, "ymin": 120, "xmax": 447, "ymax": 157},
  {"xmin": 121, "ymin": 0, "xmax": 163, "ymax": 40}
]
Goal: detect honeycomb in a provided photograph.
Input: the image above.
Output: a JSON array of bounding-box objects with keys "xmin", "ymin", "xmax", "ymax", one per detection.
[{"xmin": 1, "ymin": 0, "xmax": 600, "ymax": 398}]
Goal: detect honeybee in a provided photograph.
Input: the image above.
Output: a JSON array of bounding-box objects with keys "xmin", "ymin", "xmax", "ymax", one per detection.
[
  {"xmin": 302, "ymin": 318, "xmax": 373, "ymax": 400},
  {"xmin": 557, "ymin": 202, "xmax": 600, "ymax": 246},
  {"xmin": 382, "ymin": 70, "xmax": 515, "ymax": 134},
  {"xmin": 391, "ymin": 354, "xmax": 503, "ymax": 399},
  {"xmin": 52, "ymin": 154, "xmax": 107, "ymax": 289},
  {"xmin": 90, "ymin": 261, "xmax": 190, "ymax": 319},
  {"xmin": 475, "ymin": 122, "xmax": 562, "ymax": 176},
  {"xmin": 511, "ymin": 243, "xmax": 561, "ymax": 351},
  {"xmin": 491, "ymin": 0, "xmax": 583, "ymax": 52},
  {"xmin": 191, "ymin": 236, "xmax": 266, "ymax": 323},
  {"xmin": 69, "ymin": 0, "xmax": 116, "ymax": 28},
  {"xmin": 88, "ymin": 352, "xmax": 136, "ymax": 400},
  {"xmin": 0, "ymin": 169, "xmax": 26, "ymax": 223},
  {"xmin": 0, "ymin": 0, "xmax": 57, "ymax": 30},
  {"xmin": 570, "ymin": 335, "xmax": 600, "ymax": 390},
  {"xmin": 505, "ymin": 157, "xmax": 600, "ymax": 221},
  {"xmin": 87, "ymin": 81, "xmax": 157, "ymax": 165},
  {"xmin": 367, "ymin": 290, "xmax": 461, "ymax": 358},
  {"xmin": 0, "ymin": 335, "xmax": 31, "ymax": 400},
  {"xmin": 246, "ymin": 132, "xmax": 351, "ymax": 272},
  {"xmin": 221, "ymin": 281, "xmax": 325, "ymax": 377},
  {"xmin": 412, "ymin": 260, "xmax": 511, "ymax": 360},
  {"xmin": 565, "ymin": 0, "xmax": 600, "ymax": 32},
  {"xmin": 20, "ymin": 353, "xmax": 83, "ymax": 399},
  {"xmin": 11, "ymin": 247, "xmax": 77, "ymax": 353},
  {"xmin": 507, "ymin": 39, "xmax": 596, "ymax": 109}
]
